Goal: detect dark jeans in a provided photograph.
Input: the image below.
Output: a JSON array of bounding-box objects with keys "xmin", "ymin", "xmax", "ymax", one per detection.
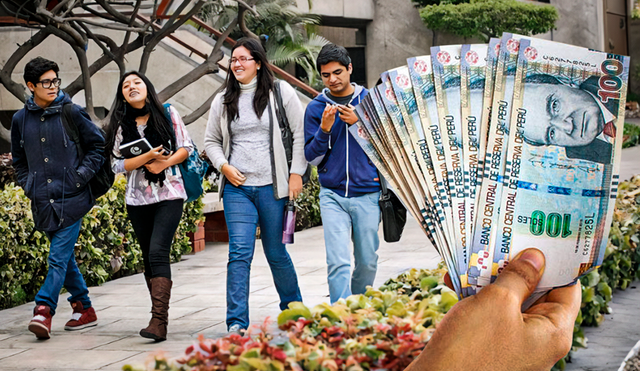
[
  {"xmin": 35, "ymin": 218, "xmax": 91, "ymax": 316},
  {"xmin": 223, "ymin": 183, "xmax": 302, "ymax": 330},
  {"xmin": 127, "ymin": 199, "xmax": 184, "ymax": 280}
]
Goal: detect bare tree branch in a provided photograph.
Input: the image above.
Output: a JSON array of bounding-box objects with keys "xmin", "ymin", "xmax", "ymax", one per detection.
[
  {"xmin": 238, "ymin": 0, "xmax": 260, "ymax": 41},
  {"xmin": 236, "ymin": 0, "xmax": 259, "ymax": 17},
  {"xmin": 44, "ymin": 24, "xmax": 97, "ymax": 119},
  {"xmin": 64, "ymin": 36, "xmax": 144, "ymax": 97},
  {"xmin": 182, "ymin": 86, "xmax": 223, "ymax": 125},
  {"xmin": 62, "ymin": 17, "xmax": 149, "ymax": 32},
  {"xmin": 138, "ymin": 0, "xmax": 206, "ymax": 74},
  {"xmin": 119, "ymin": 0, "xmax": 143, "ymax": 77},
  {"xmin": 212, "ymin": 15, "xmax": 238, "ymax": 52},
  {"xmin": 95, "ymin": 0, "xmax": 140, "ymax": 25},
  {"xmin": 72, "ymin": 44, "xmax": 97, "ymax": 120},
  {"xmin": 51, "ymin": 0, "xmax": 75, "ymax": 15},
  {"xmin": 34, "ymin": 2, "xmax": 86, "ymax": 47},
  {"xmin": 158, "ymin": 49, "xmax": 223, "ymax": 102},
  {"xmin": 157, "ymin": 6, "xmax": 239, "ymax": 103},
  {"xmin": 80, "ymin": 4, "xmax": 119, "ymax": 22},
  {"xmin": 0, "ymin": 28, "xmax": 51, "ymax": 102},
  {"xmin": 76, "ymin": 20, "xmax": 118, "ymax": 62}
]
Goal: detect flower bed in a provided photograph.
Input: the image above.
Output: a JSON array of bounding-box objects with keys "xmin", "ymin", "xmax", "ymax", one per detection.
[{"xmin": 124, "ymin": 268, "xmax": 455, "ymax": 371}]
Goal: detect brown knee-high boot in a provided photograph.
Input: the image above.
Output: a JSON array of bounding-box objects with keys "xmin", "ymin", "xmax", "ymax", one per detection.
[{"xmin": 140, "ymin": 277, "xmax": 172, "ymax": 341}]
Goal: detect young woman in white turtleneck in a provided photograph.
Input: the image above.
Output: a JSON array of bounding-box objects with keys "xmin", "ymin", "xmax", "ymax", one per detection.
[{"xmin": 204, "ymin": 38, "xmax": 307, "ymax": 333}]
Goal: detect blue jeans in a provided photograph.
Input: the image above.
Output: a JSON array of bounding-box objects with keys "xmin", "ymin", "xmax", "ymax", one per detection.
[
  {"xmin": 223, "ymin": 183, "xmax": 302, "ymax": 329},
  {"xmin": 35, "ymin": 219, "xmax": 91, "ymax": 316},
  {"xmin": 319, "ymin": 187, "xmax": 381, "ymax": 303}
]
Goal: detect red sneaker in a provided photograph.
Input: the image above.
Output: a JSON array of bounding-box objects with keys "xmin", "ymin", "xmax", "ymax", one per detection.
[
  {"xmin": 64, "ymin": 301, "xmax": 98, "ymax": 331},
  {"xmin": 28, "ymin": 305, "xmax": 52, "ymax": 339}
]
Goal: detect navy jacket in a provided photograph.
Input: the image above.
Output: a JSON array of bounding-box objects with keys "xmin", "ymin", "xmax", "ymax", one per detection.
[
  {"xmin": 304, "ymin": 84, "xmax": 379, "ymax": 197},
  {"xmin": 11, "ymin": 92, "xmax": 105, "ymax": 232}
]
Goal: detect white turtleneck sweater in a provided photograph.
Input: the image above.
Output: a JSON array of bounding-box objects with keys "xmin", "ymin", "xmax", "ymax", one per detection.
[{"xmin": 228, "ymin": 77, "xmax": 273, "ymax": 186}]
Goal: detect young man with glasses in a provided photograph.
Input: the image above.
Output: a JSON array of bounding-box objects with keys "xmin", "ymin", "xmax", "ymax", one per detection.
[{"xmin": 11, "ymin": 57, "xmax": 105, "ymax": 339}]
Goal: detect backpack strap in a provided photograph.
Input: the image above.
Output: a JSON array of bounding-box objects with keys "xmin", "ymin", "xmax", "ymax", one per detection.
[
  {"xmin": 60, "ymin": 102, "xmax": 85, "ymax": 158},
  {"xmin": 163, "ymin": 103, "xmax": 179, "ymax": 176},
  {"xmin": 273, "ymin": 81, "xmax": 290, "ymax": 132}
]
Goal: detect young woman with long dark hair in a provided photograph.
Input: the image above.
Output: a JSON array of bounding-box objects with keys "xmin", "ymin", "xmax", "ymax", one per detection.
[
  {"xmin": 204, "ymin": 38, "xmax": 306, "ymax": 333},
  {"xmin": 104, "ymin": 71, "xmax": 194, "ymax": 341}
]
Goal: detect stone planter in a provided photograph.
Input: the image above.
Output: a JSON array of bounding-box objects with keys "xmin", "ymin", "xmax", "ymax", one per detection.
[{"xmin": 187, "ymin": 221, "xmax": 206, "ymax": 254}]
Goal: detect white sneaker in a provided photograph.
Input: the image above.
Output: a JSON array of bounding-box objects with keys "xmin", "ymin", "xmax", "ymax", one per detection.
[{"xmin": 227, "ymin": 324, "xmax": 245, "ymax": 335}]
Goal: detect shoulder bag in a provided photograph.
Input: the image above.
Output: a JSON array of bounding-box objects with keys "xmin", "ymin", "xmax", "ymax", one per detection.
[
  {"xmin": 378, "ymin": 171, "xmax": 407, "ymax": 243},
  {"xmin": 273, "ymin": 81, "xmax": 312, "ymax": 184},
  {"xmin": 163, "ymin": 104, "xmax": 209, "ymax": 202}
]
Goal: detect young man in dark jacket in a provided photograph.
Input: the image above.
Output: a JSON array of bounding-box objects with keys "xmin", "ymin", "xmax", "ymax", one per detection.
[
  {"xmin": 304, "ymin": 44, "xmax": 381, "ymax": 304},
  {"xmin": 11, "ymin": 57, "xmax": 104, "ymax": 339}
]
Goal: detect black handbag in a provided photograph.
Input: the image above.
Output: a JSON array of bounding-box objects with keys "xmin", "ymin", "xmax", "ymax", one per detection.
[
  {"xmin": 378, "ymin": 171, "xmax": 407, "ymax": 243},
  {"xmin": 273, "ymin": 81, "xmax": 312, "ymax": 184}
]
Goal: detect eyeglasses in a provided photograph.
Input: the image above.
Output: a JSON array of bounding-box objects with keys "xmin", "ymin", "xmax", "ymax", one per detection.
[
  {"xmin": 230, "ymin": 56, "xmax": 255, "ymax": 65},
  {"xmin": 37, "ymin": 78, "xmax": 62, "ymax": 89}
]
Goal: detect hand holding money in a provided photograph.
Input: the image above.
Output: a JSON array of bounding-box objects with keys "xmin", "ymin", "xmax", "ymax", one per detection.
[
  {"xmin": 406, "ymin": 248, "xmax": 581, "ymax": 371},
  {"xmin": 321, "ymin": 103, "xmax": 338, "ymax": 133},
  {"xmin": 351, "ymin": 33, "xmax": 629, "ymax": 300}
]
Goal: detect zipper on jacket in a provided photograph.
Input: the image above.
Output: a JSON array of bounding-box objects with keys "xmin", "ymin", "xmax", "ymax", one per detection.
[
  {"xmin": 343, "ymin": 93, "xmax": 360, "ymax": 198},
  {"xmin": 345, "ymin": 123, "xmax": 349, "ymax": 197}
]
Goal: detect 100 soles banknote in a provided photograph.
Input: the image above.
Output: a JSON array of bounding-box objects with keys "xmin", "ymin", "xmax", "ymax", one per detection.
[{"xmin": 353, "ymin": 33, "xmax": 629, "ymax": 299}]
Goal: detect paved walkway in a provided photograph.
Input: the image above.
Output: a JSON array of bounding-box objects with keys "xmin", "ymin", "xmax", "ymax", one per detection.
[
  {"xmin": 1, "ymin": 145, "xmax": 639, "ymax": 371},
  {"xmin": 0, "ymin": 220, "xmax": 441, "ymax": 370}
]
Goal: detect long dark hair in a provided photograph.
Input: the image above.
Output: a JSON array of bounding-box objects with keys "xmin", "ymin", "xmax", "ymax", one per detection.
[
  {"xmin": 105, "ymin": 71, "xmax": 175, "ymax": 160},
  {"xmin": 223, "ymin": 38, "xmax": 274, "ymax": 123}
]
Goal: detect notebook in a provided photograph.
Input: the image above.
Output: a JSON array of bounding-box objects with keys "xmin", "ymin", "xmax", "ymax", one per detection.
[{"xmin": 119, "ymin": 138, "xmax": 153, "ymax": 159}]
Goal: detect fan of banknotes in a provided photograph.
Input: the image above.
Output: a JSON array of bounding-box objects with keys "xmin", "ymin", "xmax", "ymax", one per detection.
[{"xmin": 351, "ymin": 33, "xmax": 630, "ymax": 299}]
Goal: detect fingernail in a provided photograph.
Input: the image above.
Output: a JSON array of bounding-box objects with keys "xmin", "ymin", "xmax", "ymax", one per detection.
[{"xmin": 515, "ymin": 249, "xmax": 545, "ymax": 272}]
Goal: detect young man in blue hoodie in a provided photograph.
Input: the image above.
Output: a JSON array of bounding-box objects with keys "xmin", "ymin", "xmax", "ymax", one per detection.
[
  {"xmin": 304, "ymin": 44, "xmax": 380, "ymax": 304},
  {"xmin": 11, "ymin": 57, "xmax": 104, "ymax": 339}
]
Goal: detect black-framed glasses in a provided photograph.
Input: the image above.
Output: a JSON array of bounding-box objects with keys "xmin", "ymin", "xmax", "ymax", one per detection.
[
  {"xmin": 230, "ymin": 56, "xmax": 254, "ymax": 65},
  {"xmin": 37, "ymin": 78, "xmax": 62, "ymax": 89}
]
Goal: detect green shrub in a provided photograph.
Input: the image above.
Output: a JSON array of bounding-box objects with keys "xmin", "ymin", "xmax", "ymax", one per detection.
[
  {"xmin": 623, "ymin": 123, "xmax": 640, "ymax": 149},
  {"xmin": 419, "ymin": 0, "xmax": 558, "ymax": 42},
  {"xmin": 553, "ymin": 175, "xmax": 640, "ymax": 370},
  {"xmin": 0, "ymin": 176, "xmax": 204, "ymax": 310},
  {"xmin": 295, "ymin": 166, "xmax": 322, "ymax": 231}
]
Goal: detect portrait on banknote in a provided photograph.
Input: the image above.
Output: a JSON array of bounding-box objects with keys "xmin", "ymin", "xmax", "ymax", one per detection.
[{"xmin": 519, "ymin": 73, "xmax": 617, "ymax": 165}]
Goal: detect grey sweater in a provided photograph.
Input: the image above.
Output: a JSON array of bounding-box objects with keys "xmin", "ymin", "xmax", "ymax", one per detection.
[
  {"xmin": 204, "ymin": 80, "xmax": 307, "ymax": 199},
  {"xmin": 228, "ymin": 79, "xmax": 272, "ymax": 186}
]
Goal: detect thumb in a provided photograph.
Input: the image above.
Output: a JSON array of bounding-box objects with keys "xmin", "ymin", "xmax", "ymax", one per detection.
[{"xmin": 492, "ymin": 248, "xmax": 545, "ymax": 306}]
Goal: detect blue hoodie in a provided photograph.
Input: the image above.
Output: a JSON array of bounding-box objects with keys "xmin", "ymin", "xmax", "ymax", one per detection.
[
  {"xmin": 11, "ymin": 92, "xmax": 105, "ymax": 232},
  {"xmin": 304, "ymin": 84, "xmax": 379, "ymax": 197}
]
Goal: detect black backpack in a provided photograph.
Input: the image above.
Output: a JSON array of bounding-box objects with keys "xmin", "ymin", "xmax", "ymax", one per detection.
[
  {"xmin": 273, "ymin": 81, "xmax": 312, "ymax": 183},
  {"xmin": 61, "ymin": 103, "xmax": 115, "ymax": 199}
]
